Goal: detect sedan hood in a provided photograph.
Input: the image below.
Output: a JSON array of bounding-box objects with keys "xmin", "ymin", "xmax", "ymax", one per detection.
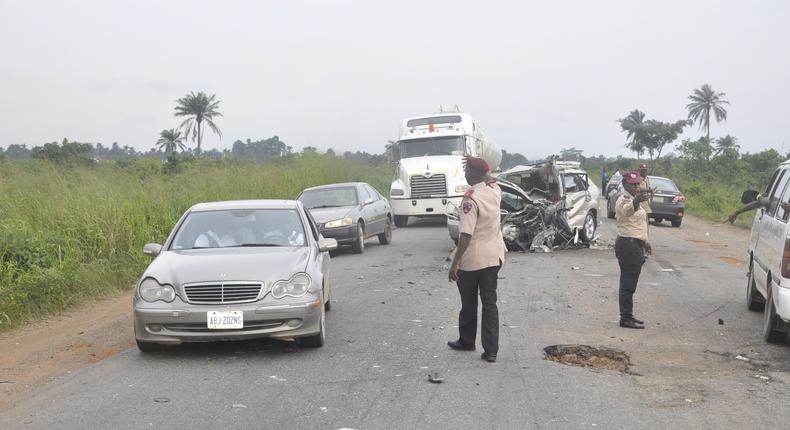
[
  {"xmin": 144, "ymin": 247, "xmax": 311, "ymax": 286},
  {"xmin": 308, "ymin": 206, "xmax": 354, "ymax": 224}
]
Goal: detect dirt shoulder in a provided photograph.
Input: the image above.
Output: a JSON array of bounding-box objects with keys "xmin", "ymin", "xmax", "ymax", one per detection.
[
  {"xmin": 0, "ymin": 290, "xmax": 134, "ymax": 409},
  {"xmin": 0, "ymin": 214, "xmax": 753, "ymax": 409}
]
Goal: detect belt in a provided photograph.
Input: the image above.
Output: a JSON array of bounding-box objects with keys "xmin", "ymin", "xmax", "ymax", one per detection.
[{"xmin": 617, "ymin": 236, "xmax": 645, "ymax": 246}]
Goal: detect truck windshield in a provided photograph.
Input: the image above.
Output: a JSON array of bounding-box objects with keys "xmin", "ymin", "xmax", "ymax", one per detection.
[{"xmin": 399, "ymin": 136, "xmax": 464, "ymax": 158}]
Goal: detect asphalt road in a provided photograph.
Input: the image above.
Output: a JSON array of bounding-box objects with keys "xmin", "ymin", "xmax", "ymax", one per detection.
[{"xmin": 3, "ymin": 208, "xmax": 790, "ymax": 429}]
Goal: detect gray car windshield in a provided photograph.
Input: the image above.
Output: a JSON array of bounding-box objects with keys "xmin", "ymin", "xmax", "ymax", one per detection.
[
  {"xmin": 298, "ymin": 187, "xmax": 358, "ymax": 209},
  {"xmin": 399, "ymin": 136, "xmax": 464, "ymax": 158},
  {"xmin": 649, "ymin": 177, "xmax": 679, "ymax": 192},
  {"xmin": 170, "ymin": 209, "xmax": 306, "ymax": 250}
]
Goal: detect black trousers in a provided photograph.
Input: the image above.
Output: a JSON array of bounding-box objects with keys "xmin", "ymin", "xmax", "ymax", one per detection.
[
  {"xmin": 456, "ymin": 264, "xmax": 501, "ymax": 355},
  {"xmin": 614, "ymin": 236, "xmax": 645, "ymax": 319}
]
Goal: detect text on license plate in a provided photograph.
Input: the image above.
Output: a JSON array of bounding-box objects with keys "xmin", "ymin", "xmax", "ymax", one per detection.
[{"xmin": 207, "ymin": 311, "xmax": 243, "ymax": 329}]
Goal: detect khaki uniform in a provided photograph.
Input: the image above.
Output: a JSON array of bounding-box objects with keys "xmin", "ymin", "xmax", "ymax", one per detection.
[
  {"xmin": 615, "ymin": 193, "xmax": 649, "ymax": 242},
  {"xmin": 458, "ymin": 181, "xmax": 506, "ymax": 271},
  {"xmin": 639, "ymin": 177, "xmax": 652, "ymax": 214}
]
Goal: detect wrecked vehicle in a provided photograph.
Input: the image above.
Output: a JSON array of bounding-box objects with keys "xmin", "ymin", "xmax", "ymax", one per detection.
[{"xmin": 446, "ymin": 171, "xmax": 597, "ymax": 252}]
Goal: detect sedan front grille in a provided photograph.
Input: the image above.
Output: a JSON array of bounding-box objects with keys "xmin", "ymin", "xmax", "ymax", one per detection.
[
  {"xmin": 410, "ymin": 174, "xmax": 447, "ymax": 197},
  {"xmin": 183, "ymin": 282, "xmax": 263, "ymax": 304}
]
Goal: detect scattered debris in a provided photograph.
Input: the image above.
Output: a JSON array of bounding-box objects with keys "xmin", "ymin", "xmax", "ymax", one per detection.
[
  {"xmin": 428, "ymin": 371, "xmax": 443, "ymax": 384},
  {"xmin": 718, "ymin": 318, "xmax": 724, "ymax": 325},
  {"xmin": 153, "ymin": 397, "xmax": 170, "ymax": 403},
  {"xmin": 571, "ymin": 266, "xmax": 582, "ymax": 270},
  {"xmin": 407, "ymin": 281, "xmax": 415, "ymax": 285},
  {"xmin": 319, "ymin": 406, "xmax": 328, "ymax": 412},
  {"xmin": 269, "ymin": 375, "xmax": 287, "ymax": 382},
  {"xmin": 753, "ymin": 374, "xmax": 770, "ymax": 381},
  {"xmin": 544, "ymin": 344, "xmax": 630, "ymax": 373},
  {"xmin": 735, "ymin": 355, "xmax": 750, "ymax": 362},
  {"xmin": 232, "ymin": 404, "xmax": 247, "ymax": 409},
  {"xmin": 0, "ymin": 380, "xmax": 16, "ymax": 384}
]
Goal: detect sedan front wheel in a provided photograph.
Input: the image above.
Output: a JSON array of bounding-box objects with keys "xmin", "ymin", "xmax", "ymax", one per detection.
[{"xmin": 351, "ymin": 223, "xmax": 365, "ymax": 253}]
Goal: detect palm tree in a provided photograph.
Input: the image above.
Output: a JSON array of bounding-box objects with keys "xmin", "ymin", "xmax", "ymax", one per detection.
[
  {"xmin": 174, "ymin": 91, "xmax": 222, "ymax": 155},
  {"xmin": 686, "ymin": 84, "xmax": 729, "ymax": 143},
  {"xmin": 714, "ymin": 134, "xmax": 740, "ymax": 157},
  {"xmin": 156, "ymin": 128, "xmax": 186, "ymax": 157},
  {"xmin": 618, "ymin": 109, "xmax": 647, "ymax": 159}
]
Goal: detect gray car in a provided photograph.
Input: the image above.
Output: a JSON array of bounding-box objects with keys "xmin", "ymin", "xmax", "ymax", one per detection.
[
  {"xmin": 133, "ymin": 200, "xmax": 338, "ymax": 352},
  {"xmin": 298, "ymin": 182, "xmax": 393, "ymax": 253}
]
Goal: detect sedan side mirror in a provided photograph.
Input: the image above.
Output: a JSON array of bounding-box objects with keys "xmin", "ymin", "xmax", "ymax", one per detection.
[
  {"xmin": 364, "ymin": 198, "xmax": 374, "ymax": 205},
  {"xmin": 318, "ymin": 238, "xmax": 338, "ymax": 252},
  {"xmin": 741, "ymin": 190, "xmax": 759, "ymax": 204},
  {"xmin": 143, "ymin": 243, "xmax": 163, "ymax": 257}
]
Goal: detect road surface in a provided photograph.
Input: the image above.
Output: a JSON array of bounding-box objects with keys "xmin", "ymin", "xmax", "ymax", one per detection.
[{"xmin": 2, "ymin": 211, "xmax": 790, "ymax": 429}]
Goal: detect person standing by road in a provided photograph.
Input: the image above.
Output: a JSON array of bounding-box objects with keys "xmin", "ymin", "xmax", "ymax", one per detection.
[
  {"xmin": 614, "ymin": 171, "xmax": 653, "ymax": 329},
  {"xmin": 600, "ymin": 167, "xmax": 609, "ymax": 198},
  {"xmin": 448, "ymin": 156, "xmax": 506, "ymax": 362}
]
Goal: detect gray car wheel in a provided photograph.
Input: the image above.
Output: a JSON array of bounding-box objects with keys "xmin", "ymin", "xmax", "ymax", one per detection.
[
  {"xmin": 351, "ymin": 223, "xmax": 365, "ymax": 254},
  {"xmin": 746, "ymin": 263, "xmax": 764, "ymax": 312},
  {"xmin": 299, "ymin": 305, "xmax": 325, "ymax": 348},
  {"xmin": 378, "ymin": 217, "xmax": 393, "ymax": 245}
]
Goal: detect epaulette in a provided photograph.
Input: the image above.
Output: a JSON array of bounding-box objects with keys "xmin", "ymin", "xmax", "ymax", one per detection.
[{"xmin": 464, "ymin": 188, "xmax": 475, "ymax": 198}]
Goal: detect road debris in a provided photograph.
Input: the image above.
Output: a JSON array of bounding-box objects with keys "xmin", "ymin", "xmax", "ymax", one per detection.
[
  {"xmin": 427, "ymin": 371, "xmax": 443, "ymax": 384},
  {"xmin": 232, "ymin": 404, "xmax": 247, "ymax": 409},
  {"xmin": 718, "ymin": 318, "xmax": 724, "ymax": 325},
  {"xmin": 544, "ymin": 344, "xmax": 630, "ymax": 373},
  {"xmin": 735, "ymin": 355, "xmax": 750, "ymax": 362},
  {"xmin": 153, "ymin": 397, "xmax": 170, "ymax": 403}
]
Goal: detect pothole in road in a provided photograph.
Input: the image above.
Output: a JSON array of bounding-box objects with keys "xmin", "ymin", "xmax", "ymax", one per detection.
[{"xmin": 544, "ymin": 344, "xmax": 630, "ymax": 373}]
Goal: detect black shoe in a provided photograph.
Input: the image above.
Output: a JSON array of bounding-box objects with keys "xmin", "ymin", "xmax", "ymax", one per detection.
[
  {"xmin": 631, "ymin": 317, "xmax": 644, "ymax": 325},
  {"xmin": 481, "ymin": 352, "xmax": 497, "ymax": 363},
  {"xmin": 620, "ymin": 318, "xmax": 645, "ymax": 329},
  {"xmin": 447, "ymin": 340, "xmax": 475, "ymax": 351}
]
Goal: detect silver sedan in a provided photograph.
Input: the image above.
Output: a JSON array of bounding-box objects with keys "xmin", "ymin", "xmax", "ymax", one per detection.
[{"xmin": 133, "ymin": 200, "xmax": 338, "ymax": 352}]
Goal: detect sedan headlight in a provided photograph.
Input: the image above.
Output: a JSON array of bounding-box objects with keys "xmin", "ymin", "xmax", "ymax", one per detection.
[
  {"xmin": 324, "ymin": 217, "xmax": 353, "ymax": 228},
  {"xmin": 271, "ymin": 273, "xmax": 312, "ymax": 299},
  {"xmin": 139, "ymin": 278, "xmax": 176, "ymax": 303}
]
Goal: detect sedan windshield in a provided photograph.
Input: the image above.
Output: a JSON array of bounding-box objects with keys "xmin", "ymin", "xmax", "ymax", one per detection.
[
  {"xmin": 298, "ymin": 187, "xmax": 358, "ymax": 209},
  {"xmin": 170, "ymin": 209, "xmax": 306, "ymax": 250},
  {"xmin": 399, "ymin": 136, "xmax": 464, "ymax": 158},
  {"xmin": 649, "ymin": 177, "xmax": 679, "ymax": 193}
]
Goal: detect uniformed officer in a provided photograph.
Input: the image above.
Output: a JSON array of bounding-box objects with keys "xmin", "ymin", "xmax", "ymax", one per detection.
[
  {"xmin": 638, "ymin": 163, "xmax": 652, "ymax": 218},
  {"xmin": 448, "ymin": 156, "xmax": 506, "ymax": 362},
  {"xmin": 615, "ymin": 171, "xmax": 653, "ymax": 329}
]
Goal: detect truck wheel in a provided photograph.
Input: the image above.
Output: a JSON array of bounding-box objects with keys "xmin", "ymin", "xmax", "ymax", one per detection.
[
  {"xmin": 763, "ymin": 283, "xmax": 787, "ymax": 343},
  {"xmin": 747, "ymin": 264, "xmax": 764, "ymax": 312},
  {"xmin": 580, "ymin": 212, "xmax": 596, "ymax": 242},
  {"xmin": 394, "ymin": 215, "xmax": 408, "ymax": 228},
  {"xmin": 351, "ymin": 223, "xmax": 365, "ymax": 254},
  {"xmin": 671, "ymin": 218, "xmax": 682, "ymax": 227}
]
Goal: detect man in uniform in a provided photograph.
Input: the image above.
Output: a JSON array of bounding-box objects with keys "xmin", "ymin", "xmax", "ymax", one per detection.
[
  {"xmin": 615, "ymin": 171, "xmax": 653, "ymax": 329},
  {"xmin": 638, "ymin": 163, "xmax": 652, "ymax": 219},
  {"xmin": 448, "ymin": 156, "xmax": 506, "ymax": 362}
]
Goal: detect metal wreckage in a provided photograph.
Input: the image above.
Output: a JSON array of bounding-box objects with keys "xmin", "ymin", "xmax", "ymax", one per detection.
[{"xmin": 498, "ymin": 160, "xmax": 600, "ymax": 252}]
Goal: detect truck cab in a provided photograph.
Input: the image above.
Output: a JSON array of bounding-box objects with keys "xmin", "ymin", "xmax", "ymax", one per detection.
[{"xmin": 389, "ymin": 113, "xmax": 501, "ymax": 227}]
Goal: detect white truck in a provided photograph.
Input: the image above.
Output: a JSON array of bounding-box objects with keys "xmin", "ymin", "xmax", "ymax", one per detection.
[{"xmin": 389, "ymin": 112, "xmax": 501, "ymax": 227}]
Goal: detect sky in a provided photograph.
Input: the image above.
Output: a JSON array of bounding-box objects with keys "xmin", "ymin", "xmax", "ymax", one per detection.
[{"xmin": 1, "ymin": 0, "xmax": 788, "ymax": 159}]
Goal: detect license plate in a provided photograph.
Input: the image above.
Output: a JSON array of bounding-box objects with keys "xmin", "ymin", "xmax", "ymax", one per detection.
[{"xmin": 207, "ymin": 311, "xmax": 243, "ymax": 329}]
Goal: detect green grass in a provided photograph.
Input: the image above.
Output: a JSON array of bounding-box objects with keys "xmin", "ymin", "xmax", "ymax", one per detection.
[{"xmin": 0, "ymin": 154, "xmax": 391, "ymax": 330}]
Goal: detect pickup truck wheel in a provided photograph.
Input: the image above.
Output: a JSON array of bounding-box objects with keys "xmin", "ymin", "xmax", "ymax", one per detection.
[
  {"xmin": 580, "ymin": 211, "xmax": 596, "ymax": 242},
  {"xmin": 763, "ymin": 283, "xmax": 787, "ymax": 343},
  {"xmin": 671, "ymin": 218, "xmax": 682, "ymax": 227},
  {"xmin": 747, "ymin": 265, "xmax": 764, "ymax": 311},
  {"xmin": 394, "ymin": 215, "xmax": 408, "ymax": 228},
  {"xmin": 654, "ymin": 217, "xmax": 664, "ymax": 223},
  {"xmin": 351, "ymin": 223, "xmax": 365, "ymax": 254},
  {"xmin": 378, "ymin": 218, "xmax": 393, "ymax": 245}
]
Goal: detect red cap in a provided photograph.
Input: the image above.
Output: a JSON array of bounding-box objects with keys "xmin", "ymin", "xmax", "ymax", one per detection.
[
  {"xmin": 464, "ymin": 156, "xmax": 490, "ymax": 173},
  {"xmin": 639, "ymin": 163, "xmax": 649, "ymax": 169},
  {"xmin": 623, "ymin": 171, "xmax": 641, "ymax": 184}
]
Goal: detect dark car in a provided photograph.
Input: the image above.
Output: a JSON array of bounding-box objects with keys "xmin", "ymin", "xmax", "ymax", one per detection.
[
  {"xmin": 297, "ymin": 182, "xmax": 393, "ymax": 253},
  {"xmin": 606, "ymin": 175, "xmax": 685, "ymax": 227}
]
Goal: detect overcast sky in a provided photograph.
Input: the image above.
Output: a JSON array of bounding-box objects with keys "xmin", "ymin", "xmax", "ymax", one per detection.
[{"xmin": 1, "ymin": 0, "xmax": 788, "ymax": 159}]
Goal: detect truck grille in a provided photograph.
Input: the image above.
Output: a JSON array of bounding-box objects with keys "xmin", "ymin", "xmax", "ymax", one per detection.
[
  {"xmin": 183, "ymin": 282, "xmax": 263, "ymax": 304},
  {"xmin": 410, "ymin": 174, "xmax": 447, "ymax": 197}
]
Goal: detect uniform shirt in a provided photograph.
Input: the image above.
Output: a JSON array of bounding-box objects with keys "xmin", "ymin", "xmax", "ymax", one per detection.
[
  {"xmin": 639, "ymin": 177, "xmax": 652, "ymax": 213},
  {"xmin": 458, "ymin": 181, "xmax": 506, "ymax": 271},
  {"xmin": 615, "ymin": 192, "xmax": 649, "ymax": 242}
]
